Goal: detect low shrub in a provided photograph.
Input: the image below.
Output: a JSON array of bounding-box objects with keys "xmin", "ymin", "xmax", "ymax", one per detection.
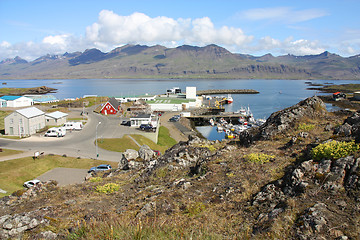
[
  {"xmin": 95, "ymin": 183, "xmax": 120, "ymax": 194},
  {"xmin": 297, "ymin": 123, "xmax": 315, "ymax": 131},
  {"xmin": 244, "ymin": 153, "xmax": 275, "ymax": 164},
  {"xmin": 89, "ymin": 177, "xmax": 103, "ymax": 183},
  {"xmin": 311, "ymin": 140, "xmax": 359, "ymax": 161}
]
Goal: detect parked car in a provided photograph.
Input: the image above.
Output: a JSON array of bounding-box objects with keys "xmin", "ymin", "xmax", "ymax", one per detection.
[
  {"xmin": 45, "ymin": 127, "xmax": 66, "ymax": 137},
  {"xmin": 139, "ymin": 124, "xmax": 155, "ymax": 131},
  {"xmin": 23, "ymin": 179, "xmax": 41, "ymax": 188},
  {"xmin": 169, "ymin": 115, "xmax": 180, "ymax": 122},
  {"xmin": 88, "ymin": 164, "xmax": 112, "ymax": 173},
  {"xmin": 62, "ymin": 122, "xmax": 83, "ymax": 131},
  {"xmin": 121, "ymin": 120, "xmax": 131, "ymax": 126}
]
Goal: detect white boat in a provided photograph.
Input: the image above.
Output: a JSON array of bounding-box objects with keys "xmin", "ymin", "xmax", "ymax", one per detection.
[
  {"xmin": 256, "ymin": 118, "xmax": 266, "ymax": 126},
  {"xmin": 209, "ymin": 118, "xmax": 215, "ymax": 126},
  {"xmin": 217, "ymin": 124, "xmax": 224, "ymax": 132},
  {"xmin": 227, "ymin": 94, "xmax": 233, "ymax": 104},
  {"xmin": 233, "ymin": 125, "xmax": 248, "ymax": 134}
]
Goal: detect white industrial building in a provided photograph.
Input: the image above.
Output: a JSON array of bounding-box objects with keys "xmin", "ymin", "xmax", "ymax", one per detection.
[
  {"xmin": 0, "ymin": 96, "xmax": 33, "ymax": 108},
  {"xmin": 4, "ymin": 107, "xmax": 45, "ymax": 136}
]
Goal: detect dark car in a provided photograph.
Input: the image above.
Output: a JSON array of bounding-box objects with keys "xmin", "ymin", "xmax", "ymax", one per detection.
[
  {"xmin": 88, "ymin": 164, "xmax": 112, "ymax": 173},
  {"xmin": 169, "ymin": 115, "xmax": 180, "ymax": 122},
  {"xmin": 121, "ymin": 120, "xmax": 131, "ymax": 126},
  {"xmin": 139, "ymin": 124, "xmax": 154, "ymax": 131}
]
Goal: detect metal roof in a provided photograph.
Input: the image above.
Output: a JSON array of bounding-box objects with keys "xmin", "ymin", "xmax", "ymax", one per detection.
[
  {"xmin": 45, "ymin": 111, "xmax": 68, "ymax": 119},
  {"xmin": 0, "ymin": 95, "xmax": 22, "ymax": 101},
  {"xmin": 24, "ymin": 94, "xmax": 58, "ymax": 102},
  {"xmin": 16, "ymin": 107, "xmax": 45, "ymax": 118}
]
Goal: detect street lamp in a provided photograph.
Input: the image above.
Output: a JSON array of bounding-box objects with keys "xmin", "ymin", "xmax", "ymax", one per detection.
[{"xmin": 96, "ymin": 121, "xmax": 101, "ymax": 159}]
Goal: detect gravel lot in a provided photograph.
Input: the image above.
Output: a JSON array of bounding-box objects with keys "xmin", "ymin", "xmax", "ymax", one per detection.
[{"xmin": 37, "ymin": 168, "xmax": 88, "ymax": 186}]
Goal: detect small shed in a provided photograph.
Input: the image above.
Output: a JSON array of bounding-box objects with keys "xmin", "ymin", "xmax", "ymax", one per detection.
[
  {"xmin": 0, "ymin": 96, "xmax": 33, "ymax": 108},
  {"xmin": 100, "ymin": 97, "xmax": 120, "ymax": 115},
  {"xmin": 45, "ymin": 111, "xmax": 68, "ymax": 126},
  {"xmin": 130, "ymin": 114, "xmax": 156, "ymax": 127},
  {"xmin": 4, "ymin": 107, "xmax": 45, "ymax": 136}
]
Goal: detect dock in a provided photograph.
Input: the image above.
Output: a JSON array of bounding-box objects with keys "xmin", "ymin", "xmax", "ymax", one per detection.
[
  {"xmin": 197, "ymin": 89, "xmax": 259, "ymax": 95},
  {"xmin": 187, "ymin": 113, "xmax": 246, "ymax": 125}
]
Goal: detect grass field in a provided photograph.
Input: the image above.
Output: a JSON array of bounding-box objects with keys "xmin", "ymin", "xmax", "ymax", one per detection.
[
  {"xmin": 0, "ymin": 155, "xmax": 115, "ymax": 198},
  {"xmin": 0, "ymin": 110, "xmax": 10, "ymax": 130},
  {"xmin": 98, "ymin": 126, "xmax": 177, "ymax": 153},
  {"xmin": 0, "ymin": 148, "xmax": 23, "ymax": 157}
]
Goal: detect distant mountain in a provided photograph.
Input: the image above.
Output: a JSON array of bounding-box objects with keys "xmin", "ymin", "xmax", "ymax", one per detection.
[
  {"xmin": 0, "ymin": 44, "xmax": 359, "ymax": 79},
  {"xmin": 0, "ymin": 56, "xmax": 28, "ymax": 65}
]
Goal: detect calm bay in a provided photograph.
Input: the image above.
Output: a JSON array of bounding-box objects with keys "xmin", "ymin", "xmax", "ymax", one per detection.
[{"xmin": 1, "ymin": 78, "xmax": 359, "ymax": 119}]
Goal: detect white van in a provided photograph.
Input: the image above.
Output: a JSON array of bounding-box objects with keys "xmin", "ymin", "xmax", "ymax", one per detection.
[
  {"xmin": 45, "ymin": 127, "xmax": 66, "ymax": 137},
  {"xmin": 62, "ymin": 122, "xmax": 83, "ymax": 131}
]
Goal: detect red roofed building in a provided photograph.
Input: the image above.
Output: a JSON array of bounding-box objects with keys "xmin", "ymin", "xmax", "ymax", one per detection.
[{"xmin": 100, "ymin": 97, "xmax": 120, "ymax": 115}]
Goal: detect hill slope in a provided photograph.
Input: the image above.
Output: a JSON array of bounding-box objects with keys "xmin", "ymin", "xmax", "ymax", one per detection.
[
  {"xmin": 1, "ymin": 44, "xmax": 360, "ymax": 79},
  {"xmin": 1, "ymin": 97, "xmax": 360, "ymax": 239}
]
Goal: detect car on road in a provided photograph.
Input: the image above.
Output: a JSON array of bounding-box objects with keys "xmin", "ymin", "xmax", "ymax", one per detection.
[
  {"xmin": 121, "ymin": 120, "xmax": 131, "ymax": 126},
  {"xmin": 169, "ymin": 115, "xmax": 180, "ymax": 122},
  {"xmin": 62, "ymin": 122, "xmax": 83, "ymax": 131},
  {"xmin": 45, "ymin": 127, "xmax": 66, "ymax": 137},
  {"xmin": 139, "ymin": 124, "xmax": 155, "ymax": 131},
  {"xmin": 88, "ymin": 164, "xmax": 112, "ymax": 173},
  {"xmin": 23, "ymin": 179, "xmax": 41, "ymax": 188}
]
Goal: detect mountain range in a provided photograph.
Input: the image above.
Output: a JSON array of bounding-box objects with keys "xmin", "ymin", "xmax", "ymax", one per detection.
[{"xmin": 1, "ymin": 44, "xmax": 360, "ymax": 79}]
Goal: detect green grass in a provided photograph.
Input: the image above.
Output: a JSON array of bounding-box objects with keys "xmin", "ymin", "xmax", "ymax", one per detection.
[
  {"xmin": 323, "ymin": 84, "xmax": 360, "ymax": 93},
  {"xmin": 158, "ymin": 126, "xmax": 178, "ymax": 147},
  {"xmin": 0, "ymin": 148, "xmax": 23, "ymax": 157},
  {"xmin": 0, "ymin": 110, "xmax": 11, "ymax": 130},
  {"xmin": 97, "ymin": 126, "xmax": 177, "ymax": 153},
  {"xmin": 0, "ymin": 155, "xmax": 115, "ymax": 198},
  {"xmin": 97, "ymin": 135, "xmax": 140, "ymax": 152}
]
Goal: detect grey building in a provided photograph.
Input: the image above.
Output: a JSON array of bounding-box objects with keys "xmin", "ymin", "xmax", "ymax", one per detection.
[
  {"xmin": 4, "ymin": 107, "xmax": 45, "ymax": 136},
  {"xmin": 45, "ymin": 111, "xmax": 68, "ymax": 126}
]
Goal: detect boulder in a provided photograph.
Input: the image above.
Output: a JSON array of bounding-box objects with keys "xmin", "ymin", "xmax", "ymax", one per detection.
[
  {"xmin": 138, "ymin": 145, "xmax": 154, "ymax": 161},
  {"xmin": 123, "ymin": 149, "xmax": 139, "ymax": 160},
  {"xmin": 118, "ymin": 153, "xmax": 129, "ymax": 170}
]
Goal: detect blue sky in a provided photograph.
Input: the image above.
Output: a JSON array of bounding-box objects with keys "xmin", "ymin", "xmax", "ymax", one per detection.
[{"xmin": 1, "ymin": 0, "xmax": 359, "ymax": 60}]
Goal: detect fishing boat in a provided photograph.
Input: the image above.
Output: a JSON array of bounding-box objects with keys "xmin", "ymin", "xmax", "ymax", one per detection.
[
  {"xmin": 209, "ymin": 118, "xmax": 215, "ymax": 126},
  {"xmin": 217, "ymin": 124, "xmax": 224, "ymax": 132},
  {"xmin": 227, "ymin": 94, "xmax": 233, "ymax": 104}
]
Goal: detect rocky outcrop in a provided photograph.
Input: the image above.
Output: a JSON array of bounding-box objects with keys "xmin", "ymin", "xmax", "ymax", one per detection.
[
  {"xmin": 334, "ymin": 110, "xmax": 360, "ymax": 142},
  {"xmin": 238, "ymin": 96, "xmax": 326, "ymax": 146},
  {"xmin": 252, "ymin": 155, "xmax": 360, "ymax": 235},
  {"xmin": 0, "ymin": 181, "xmax": 58, "ymax": 238}
]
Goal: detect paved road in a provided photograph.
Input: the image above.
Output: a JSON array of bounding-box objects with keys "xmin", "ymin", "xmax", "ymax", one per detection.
[{"xmin": 0, "ymin": 107, "xmax": 192, "ymax": 162}]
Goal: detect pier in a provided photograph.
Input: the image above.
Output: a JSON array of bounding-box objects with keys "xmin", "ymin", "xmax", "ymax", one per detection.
[{"xmin": 187, "ymin": 113, "xmax": 246, "ymax": 126}]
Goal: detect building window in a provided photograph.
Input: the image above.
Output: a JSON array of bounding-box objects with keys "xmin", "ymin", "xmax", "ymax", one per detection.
[
  {"xmin": 19, "ymin": 119, "xmax": 22, "ymax": 124},
  {"xmin": 10, "ymin": 118, "xmax": 13, "ymax": 124}
]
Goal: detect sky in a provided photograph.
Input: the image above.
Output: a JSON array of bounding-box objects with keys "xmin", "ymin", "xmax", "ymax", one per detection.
[{"xmin": 1, "ymin": 0, "xmax": 360, "ymax": 61}]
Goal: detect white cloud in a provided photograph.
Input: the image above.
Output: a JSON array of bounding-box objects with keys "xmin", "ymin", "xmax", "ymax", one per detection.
[
  {"xmin": 0, "ymin": 10, "xmax": 353, "ymax": 60},
  {"xmin": 240, "ymin": 7, "xmax": 328, "ymax": 23},
  {"xmin": 85, "ymin": 10, "xmax": 253, "ymax": 48},
  {"xmin": 248, "ymin": 36, "xmax": 326, "ymax": 56}
]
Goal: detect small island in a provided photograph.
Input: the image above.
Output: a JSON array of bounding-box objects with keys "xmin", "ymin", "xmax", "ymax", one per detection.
[{"xmin": 0, "ymin": 86, "xmax": 57, "ymax": 96}]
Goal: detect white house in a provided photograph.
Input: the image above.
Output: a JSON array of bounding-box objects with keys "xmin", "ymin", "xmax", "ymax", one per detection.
[
  {"xmin": 45, "ymin": 111, "xmax": 68, "ymax": 126},
  {"xmin": 4, "ymin": 107, "xmax": 45, "ymax": 136},
  {"xmin": 0, "ymin": 96, "xmax": 33, "ymax": 108},
  {"xmin": 130, "ymin": 114, "xmax": 158, "ymax": 127},
  {"xmin": 186, "ymin": 87, "xmax": 197, "ymax": 99}
]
